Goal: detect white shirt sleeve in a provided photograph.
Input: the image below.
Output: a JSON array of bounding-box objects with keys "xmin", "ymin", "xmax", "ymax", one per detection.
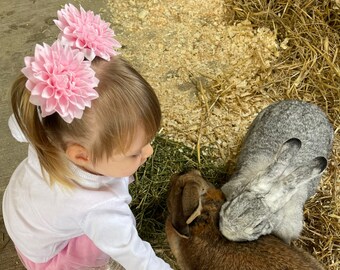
[{"xmin": 81, "ymin": 199, "xmax": 172, "ymax": 270}]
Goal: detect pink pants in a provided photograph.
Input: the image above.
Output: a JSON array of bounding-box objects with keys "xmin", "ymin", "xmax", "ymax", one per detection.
[{"xmin": 16, "ymin": 235, "xmax": 111, "ymax": 270}]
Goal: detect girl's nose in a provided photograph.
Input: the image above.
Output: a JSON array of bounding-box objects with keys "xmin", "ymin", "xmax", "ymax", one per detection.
[{"xmin": 142, "ymin": 143, "xmax": 153, "ymax": 159}]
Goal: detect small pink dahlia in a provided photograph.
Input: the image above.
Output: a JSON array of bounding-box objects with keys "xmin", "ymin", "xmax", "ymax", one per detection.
[
  {"xmin": 21, "ymin": 41, "xmax": 99, "ymax": 123},
  {"xmin": 54, "ymin": 4, "xmax": 121, "ymax": 61}
]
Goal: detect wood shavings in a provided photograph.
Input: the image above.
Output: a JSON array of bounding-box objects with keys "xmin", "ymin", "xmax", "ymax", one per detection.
[{"xmin": 107, "ymin": 0, "xmax": 279, "ymax": 161}]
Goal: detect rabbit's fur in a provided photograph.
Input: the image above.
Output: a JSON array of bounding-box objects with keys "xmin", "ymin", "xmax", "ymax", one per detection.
[
  {"xmin": 220, "ymin": 100, "xmax": 333, "ymax": 243},
  {"xmin": 166, "ymin": 170, "xmax": 324, "ymax": 270}
]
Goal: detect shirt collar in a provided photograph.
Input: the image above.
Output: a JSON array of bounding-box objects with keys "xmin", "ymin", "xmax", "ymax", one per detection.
[{"xmin": 68, "ymin": 162, "xmax": 121, "ymax": 189}]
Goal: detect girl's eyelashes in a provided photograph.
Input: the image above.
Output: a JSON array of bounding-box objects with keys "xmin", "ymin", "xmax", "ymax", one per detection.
[{"xmin": 130, "ymin": 153, "xmax": 142, "ymax": 158}]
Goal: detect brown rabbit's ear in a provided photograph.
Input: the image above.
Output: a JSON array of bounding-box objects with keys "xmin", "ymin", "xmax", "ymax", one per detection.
[
  {"xmin": 183, "ymin": 182, "xmax": 203, "ymax": 225},
  {"xmin": 169, "ymin": 171, "xmax": 207, "ymax": 238}
]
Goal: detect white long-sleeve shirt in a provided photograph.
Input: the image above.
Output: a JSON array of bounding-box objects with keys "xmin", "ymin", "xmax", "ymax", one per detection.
[{"xmin": 3, "ymin": 115, "xmax": 171, "ymax": 270}]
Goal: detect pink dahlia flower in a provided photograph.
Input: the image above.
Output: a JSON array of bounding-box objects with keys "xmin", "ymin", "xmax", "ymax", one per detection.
[
  {"xmin": 21, "ymin": 41, "xmax": 99, "ymax": 123},
  {"xmin": 54, "ymin": 4, "xmax": 121, "ymax": 61}
]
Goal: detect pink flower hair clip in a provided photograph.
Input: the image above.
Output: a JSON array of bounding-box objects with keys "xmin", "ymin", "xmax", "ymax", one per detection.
[
  {"xmin": 54, "ymin": 3, "xmax": 121, "ymax": 61},
  {"xmin": 21, "ymin": 41, "xmax": 99, "ymax": 123},
  {"xmin": 21, "ymin": 4, "xmax": 122, "ymax": 123}
]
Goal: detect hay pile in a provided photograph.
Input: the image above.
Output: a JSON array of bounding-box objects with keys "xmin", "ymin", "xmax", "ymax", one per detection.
[{"xmin": 107, "ymin": 0, "xmax": 339, "ymax": 269}]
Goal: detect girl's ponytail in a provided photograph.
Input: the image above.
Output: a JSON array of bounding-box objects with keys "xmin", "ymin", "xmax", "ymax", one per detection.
[{"xmin": 11, "ymin": 74, "xmax": 74, "ymax": 187}]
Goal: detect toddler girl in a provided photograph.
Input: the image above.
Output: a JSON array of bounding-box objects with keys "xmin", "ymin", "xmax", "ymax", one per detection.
[{"xmin": 3, "ymin": 4, "xmax": 172, "ymax": 270}]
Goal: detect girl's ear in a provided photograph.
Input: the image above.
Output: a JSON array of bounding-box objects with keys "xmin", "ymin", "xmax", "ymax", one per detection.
[{"xmin": 66, "ymin": 144, "xmax": 91, "ymax": 167}]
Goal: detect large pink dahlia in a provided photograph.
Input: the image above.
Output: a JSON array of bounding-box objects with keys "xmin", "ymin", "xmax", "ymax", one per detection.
[
  {"xmin": 54, "ymin": 4, "xmax": 121, "ymax": 61},
  {"xmin": 21, "ymin": 41, "xmax": 99, "ymax": 123}
]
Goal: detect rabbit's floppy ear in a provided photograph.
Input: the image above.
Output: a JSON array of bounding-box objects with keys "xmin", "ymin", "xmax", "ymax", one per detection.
[
  {"xmin": 265, "ymin": 156, "xmax": 327, "ymax": 212},
  {"xmin": 267, "ymin": 138, "xmax": 301, "ymax": 178},
  {"xmin": 167, "ymin": 174, "xmax": 190, "ymax": 238},
  {"xmin": 182, "ymin": 182, "xmax": 203, "ymax": 225},
  {"xmin": 181, "ymin": 170, "xmax": 208, "ymax": 225},
  {"xmin": 249, "ymin": 138, "xmax": 301, "ymax": 194},
  {"xmin": 168, "ymin": 170, "xmax": 207, "ymax": 238}
]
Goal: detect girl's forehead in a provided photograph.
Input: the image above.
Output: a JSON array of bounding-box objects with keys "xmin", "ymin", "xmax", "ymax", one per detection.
[{"xmin": 124, "ymin": 126, "xmax": 150, "ymax": 153}]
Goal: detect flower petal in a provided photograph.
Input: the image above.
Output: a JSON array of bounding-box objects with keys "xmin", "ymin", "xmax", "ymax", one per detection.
[
  {"xmin": 54, "ymin": 4, "xmax": 120, "ymax": 61},
  {"xmin": 22, "ymin": 40, "xmax": 99, "ymax": 123}
]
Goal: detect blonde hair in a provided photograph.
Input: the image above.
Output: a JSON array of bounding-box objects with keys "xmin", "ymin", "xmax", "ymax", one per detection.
[{"xmin": 11, "ymin": 56, "xmax": 161, "ymax": 187}]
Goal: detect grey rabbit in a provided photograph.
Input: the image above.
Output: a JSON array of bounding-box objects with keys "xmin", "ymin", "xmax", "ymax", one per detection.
[
  {"xmin": 166, "ymin": 170, "xmax": 324, "ymax": 270},
  {"xmin": 219, "ymin": 100, "xmax": 334, "ymax": 243}
]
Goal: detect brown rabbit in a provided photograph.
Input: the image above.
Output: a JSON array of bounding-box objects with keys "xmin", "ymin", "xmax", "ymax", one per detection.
[{"xmin": 165, "ymin": 170, "xmax": 324, "ymax": 270}]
